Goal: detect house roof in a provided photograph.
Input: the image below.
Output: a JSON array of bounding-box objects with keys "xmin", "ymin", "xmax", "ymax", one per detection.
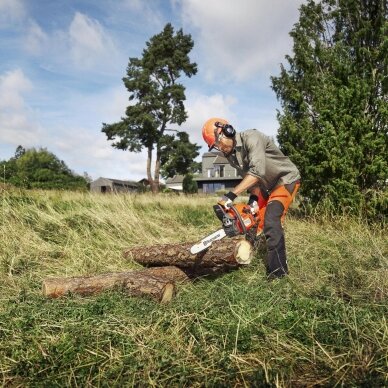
[
  {"xmin": 138, "ymin": 178, "xmax": 150, "ymax": 185},
  {"xmin": 202, "ymin": 151, "xmax": 223, "ymax": 157},
  {"xmin": 213, "ymin": 155, "xmax": 229, "ymax": 164},
  {"xmin": 165, "ymin": 175, "xmax": 184, "ymax": 184},
  {"xmin": 91, "ymin": 177, "xmax": 139, "ymax": 186}
]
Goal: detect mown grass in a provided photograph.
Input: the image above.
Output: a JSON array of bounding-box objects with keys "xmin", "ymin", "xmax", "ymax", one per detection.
[{"xmin": 0, "ymin": 188, "xmax": 387, "ymax": 387}]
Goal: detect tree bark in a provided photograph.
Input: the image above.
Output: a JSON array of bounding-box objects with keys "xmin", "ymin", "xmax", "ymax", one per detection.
[
  {"xmin": 154, "ymin": 143, "xmax": 161, "ymax": 193},
  {"xmin": 147, "ymin": 146, "xmax": 157, "ymax": 194},
  {"xmin": 42, "ymin": 266, "xmax": 189, "ymax": 303},
  {"xmin": 124, "ymin": 238, "xmax": 253, "ymax": 276}
]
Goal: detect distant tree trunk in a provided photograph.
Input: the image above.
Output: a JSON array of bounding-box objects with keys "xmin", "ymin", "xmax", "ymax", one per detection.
[
  {"xmin": 124, "ymin": 238, "xmax": 253, "ymax": 276},
  {"xmin": 42, "ymin": 266, "xmax": 189, "ymax": 303},
  {"xmin": 154, "ymin": 144, "xmax": 161, "ymax": 193},
  {"xmin": 146, "ymin": 146, "xmax": 158, "ymax": 193}
]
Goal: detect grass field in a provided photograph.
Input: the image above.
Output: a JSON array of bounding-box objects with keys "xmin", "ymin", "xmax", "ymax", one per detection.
[{"xmin": 0, "ymin": 188, "xmax": 387, "ymax": 387}]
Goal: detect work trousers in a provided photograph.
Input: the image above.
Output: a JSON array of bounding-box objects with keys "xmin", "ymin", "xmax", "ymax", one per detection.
[{"xmin": 251, "ymin": 181, "xmax": 300, "ymax": 278}]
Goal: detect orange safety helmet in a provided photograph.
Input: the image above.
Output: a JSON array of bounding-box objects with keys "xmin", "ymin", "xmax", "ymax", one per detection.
[{"xmin": 202, "ymin": 117, "xmax": 234, "ymax": 151}]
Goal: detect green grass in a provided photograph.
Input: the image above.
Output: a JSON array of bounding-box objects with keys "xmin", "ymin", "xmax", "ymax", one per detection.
[{"xmin": 0, "ymin": 188, "xmax": 387, "ymax": 387}]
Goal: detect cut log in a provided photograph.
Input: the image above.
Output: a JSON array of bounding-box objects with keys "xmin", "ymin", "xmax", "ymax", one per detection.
[
  {"xmin": 234, "ymin": 239, "xmax": 254, "ymax": 265},
  {"xmin": 42, "ymin": 266, "xmax": 189, "ymax": 303},
  {"xmin": 124, "ymin": 238, "xmax": 253, "ymax": 276}
]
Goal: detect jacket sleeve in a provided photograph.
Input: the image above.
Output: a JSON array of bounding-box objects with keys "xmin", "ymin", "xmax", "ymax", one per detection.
[{"xmin": 244, "ymin": 131, "xmax": 266, "ymax": 179}]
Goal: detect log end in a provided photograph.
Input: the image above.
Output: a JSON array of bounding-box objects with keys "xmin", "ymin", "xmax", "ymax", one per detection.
[
  {"xmin": 234, "ymin": 239, "xmax": 253, "ymax": 265},
  {"xmin": 42, "ymin": 279, "xmax": 66, "ymax": 298},
  {"xmin": 160, "ymin": 283, "xmax": 175, "ymax": 304}
]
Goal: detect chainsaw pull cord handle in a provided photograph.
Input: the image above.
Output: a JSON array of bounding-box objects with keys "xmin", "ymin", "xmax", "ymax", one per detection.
[{"xmin": 229, "ymin": 205, "xmax": 247, "ymax": 234}]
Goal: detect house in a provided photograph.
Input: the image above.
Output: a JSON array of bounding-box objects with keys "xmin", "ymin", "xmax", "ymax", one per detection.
[
  {"xmin": 165, "ymin": 175, "xmax": 184, "ymax": 192},
  {"xmin": 90, "ymin": 177, "xmax": 139, "ymax": 193},
  {"xmin": 194, "ymin": 151, "xmax": 242, "ymax": 194}
]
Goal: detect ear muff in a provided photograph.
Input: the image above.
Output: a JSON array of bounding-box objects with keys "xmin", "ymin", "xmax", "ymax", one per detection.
[
  {"xmin": 215, "ymin": 121, "xmax": 236, "ymax": 138},
  {"xmin": 222, "ymin": 124, "xmax": 236, "ymax": 138}
]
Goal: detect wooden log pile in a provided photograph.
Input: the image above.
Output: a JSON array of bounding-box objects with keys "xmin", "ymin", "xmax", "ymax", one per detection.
[{"xmin": 43, "ymin": 237, "xmax": 253, "ymax": 303}]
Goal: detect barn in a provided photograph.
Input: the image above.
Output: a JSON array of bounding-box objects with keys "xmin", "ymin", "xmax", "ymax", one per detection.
[{"xmin": 90, "ymin": 177, "xmax": 139, "ymax": 193}]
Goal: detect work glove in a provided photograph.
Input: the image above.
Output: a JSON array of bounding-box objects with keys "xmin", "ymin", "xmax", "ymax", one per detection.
[
  {"xmin": 247, "ymin": 194, "xmax": 259, "ymax": 215},
  {"xmin": 217, "ymin": 191, "xmax": 237, "ymax": 209}
]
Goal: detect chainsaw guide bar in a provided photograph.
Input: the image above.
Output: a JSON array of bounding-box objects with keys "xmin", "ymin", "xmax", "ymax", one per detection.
[{"xmin": 190, "ymin": 229, "xmax": 226, "ymax": 255}]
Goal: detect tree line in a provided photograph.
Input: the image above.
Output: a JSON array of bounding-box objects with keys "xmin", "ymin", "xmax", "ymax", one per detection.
[
  {"xmin": 0, "ymin": 146, "xmax": 88, "ymax": 190},
  {"xmin": 0, "ymin": 145, "xmax": 200, "ymax": 194}
]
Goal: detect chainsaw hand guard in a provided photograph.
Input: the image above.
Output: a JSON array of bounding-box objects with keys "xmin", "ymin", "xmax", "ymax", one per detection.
[
  {"xmin": 223, "ymin": 223, "xmax": 240, "ymax": 237},
  {"xmin": 214, "ymin": 205, "xmax": 240, "ymax": 237},
  {"xmin": 221, "ymin": 213, "xmax": 240, "ymax": 236}
]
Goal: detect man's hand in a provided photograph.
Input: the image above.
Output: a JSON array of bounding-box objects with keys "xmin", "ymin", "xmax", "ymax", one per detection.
[
  {"xmin": 247, "ymin": 194, "xmax": 259, "ymax": 214},
  {"xmin": 217, "ymin": 191, "xmax": 237, "ymax": 209}
]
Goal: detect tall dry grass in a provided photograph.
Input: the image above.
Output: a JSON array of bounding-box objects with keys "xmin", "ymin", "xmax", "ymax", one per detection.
[{"xmin": 0, "ymin": 188, "xmax": 387, "ymax": 386}]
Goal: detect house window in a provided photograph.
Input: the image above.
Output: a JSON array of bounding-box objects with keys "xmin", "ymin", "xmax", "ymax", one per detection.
[
  {"xmin": 207, "ymin": 168, "xmax": 214, "ymax": 178},
  {"xmin": 213, "ymin": 165, "xmax": 224, "ymax": 178},
  {"xmin": 203, "ymin": 183, "xmax": 225, "ymax": 193}
]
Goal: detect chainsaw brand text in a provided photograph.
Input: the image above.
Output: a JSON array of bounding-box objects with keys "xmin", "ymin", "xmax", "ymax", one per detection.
[{"xmin": 203, "ymin": 233, "xmax": 223, "ymax": 246}]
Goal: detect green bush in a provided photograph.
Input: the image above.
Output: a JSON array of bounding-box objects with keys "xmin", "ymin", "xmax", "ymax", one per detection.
[{"xmin": 182, "ymin": 173, "xmax": 198, "ymax": 194}]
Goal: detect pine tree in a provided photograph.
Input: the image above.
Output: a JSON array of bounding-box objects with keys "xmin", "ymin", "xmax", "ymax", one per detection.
[
  {"xmin": 102, "ymin": 24, "xmax": 198, "ymax": 193},
  {"xmin": 271, "ymin": 0, "xmax": 387, "ymax": 217},
  {"xmin": 160, "ymin": 131, "xmax": 201, "ymax": 179}
]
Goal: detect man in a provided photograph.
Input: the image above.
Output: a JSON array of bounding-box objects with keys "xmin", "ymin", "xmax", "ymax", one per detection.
[{"xmin": 202, "ymin": 117, "xmax": 301, "ymax": 279}]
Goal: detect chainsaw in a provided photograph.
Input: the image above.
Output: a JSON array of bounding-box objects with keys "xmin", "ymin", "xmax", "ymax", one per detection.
[{"xmin": 190, "ymin": 203, "xmax": 259, "ymax": 254}]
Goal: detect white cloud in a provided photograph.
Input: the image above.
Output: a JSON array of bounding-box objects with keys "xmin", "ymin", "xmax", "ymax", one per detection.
[
  {"xmin": 0, "ymin": 68, "xmax": 32, "ymax": 109},
  {"xmin": 0, "ymin": 69, "xmax": 43, "ymax": 146},
  {"xmin": 53, "ymin": 127, "xmax": 148, "ymax": 180},
  {"xmin": 0, "ymin": 115, "xmax": 42, "ymax": 146},
  {"xmin": 115, "ymin": 0, "xmax": 164, "ymax": 28},
  {"xmin": 121, "ymin": 0, "xmax": 145, "ymax": 11},
  {"xmin": 0, "ymin": 0, "xmax": 26, "ymax": 28},
  {"xmin": 176, "ymin": 0, "xmax": 303, "ymax": 82},
  {"xmin": 24, "ymin": 20, "xmax": 49, "ymax": 56},
  {"xmin": 69, "ymin": 12, "xmax": 118, "ymax": 69},
  {"xmin": 21, "ymin": 11, "xmax": 122, "ymax": 74}
]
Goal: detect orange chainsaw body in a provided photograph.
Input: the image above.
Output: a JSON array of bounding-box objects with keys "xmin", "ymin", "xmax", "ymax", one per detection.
[
  {"xmin": 190, "ymin": 203, "xmax": 259, "ymax": 254},
  {"xmin": 214, "ymin": 203, "xmax": 258, "ymax": 235}
]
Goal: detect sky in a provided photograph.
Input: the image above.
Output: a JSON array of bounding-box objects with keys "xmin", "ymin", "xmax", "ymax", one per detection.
[{"xmin": 0, "ymin": 0, "xmax": 305, "ymax": 181}]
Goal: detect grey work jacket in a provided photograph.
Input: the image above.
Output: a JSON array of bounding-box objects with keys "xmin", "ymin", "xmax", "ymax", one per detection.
[{"xmin": 226, "ymin": 129, "xmax": 301, "ymax": 195}]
